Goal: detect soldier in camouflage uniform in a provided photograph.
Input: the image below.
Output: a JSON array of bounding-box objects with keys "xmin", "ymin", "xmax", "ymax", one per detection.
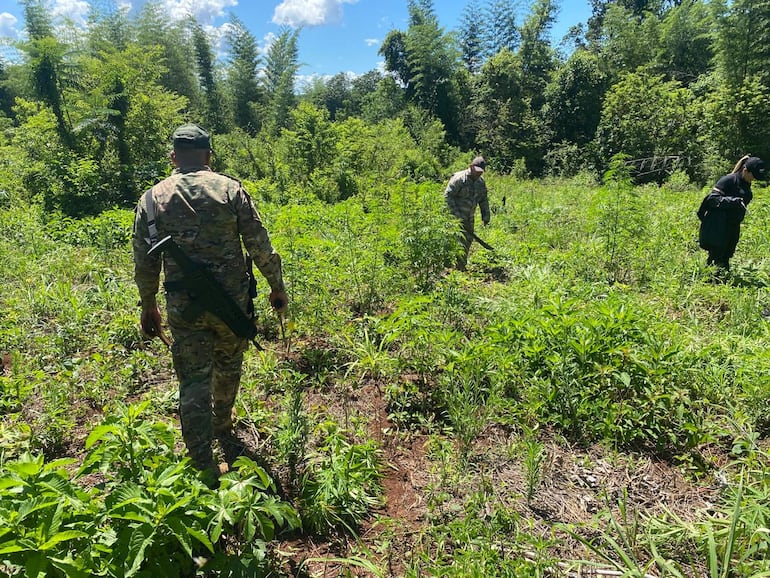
[
  {"xmin": 444, "ymin": 156, "xmax": 491, "ymax": 270},
  {"xmin": 132, "ymin": 123, "xmax": 287, "ymax": 479}
]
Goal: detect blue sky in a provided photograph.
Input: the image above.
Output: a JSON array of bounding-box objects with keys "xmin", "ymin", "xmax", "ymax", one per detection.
[{"xmin": 0, "ymin": 0, "xmax": 593, "ymax": 81}]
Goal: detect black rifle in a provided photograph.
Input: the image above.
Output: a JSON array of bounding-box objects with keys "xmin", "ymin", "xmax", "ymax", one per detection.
[{"xmin": 148, "ymin": 235, "xmax": 263, "ymax": 350}]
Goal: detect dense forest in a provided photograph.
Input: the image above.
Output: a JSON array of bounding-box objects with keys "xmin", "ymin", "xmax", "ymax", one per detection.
[
  {"xmin": 0, "ymin": 0, "xmax": 769, "ymax": 216},
  {"xmin": 3, "ymin": 0, "xmax": 770, "ymax": 576}
]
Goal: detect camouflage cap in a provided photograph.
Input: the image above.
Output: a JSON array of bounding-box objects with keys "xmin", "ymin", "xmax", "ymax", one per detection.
[
  {"xmin": 471, "ymin": 155, "xmax": 486, "ymax": 172},
  {"xmin": 172, "ymin": 123, "xmax": 211, "ymax": 150}
]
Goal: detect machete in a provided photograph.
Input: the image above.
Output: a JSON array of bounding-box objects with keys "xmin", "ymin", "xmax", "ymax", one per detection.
[{"xmin": 472, "ymin": 233, "xmax": 495, "ymax": 251}]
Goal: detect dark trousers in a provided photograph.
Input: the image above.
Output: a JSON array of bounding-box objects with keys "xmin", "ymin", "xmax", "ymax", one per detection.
[
  {"xmin": 707, "ymin": 252, "xmax": 729, "ymax": 270},
  {"xmin": 706, "ymin": 243, "xmax": 736, "ymax": 271}
]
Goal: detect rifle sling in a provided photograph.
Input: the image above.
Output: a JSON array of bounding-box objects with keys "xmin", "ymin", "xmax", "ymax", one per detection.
[
  {"xmin": 153, "ymin": 236, "xmax": 262, "ymax": 349},
  {"xmin": 144, "ymin": 188, "xmax": 159, "ymax": 248}
]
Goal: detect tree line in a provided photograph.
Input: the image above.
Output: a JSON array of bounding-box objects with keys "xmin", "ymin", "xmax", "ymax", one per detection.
[{"xmin": 0, "ymin": 0, "xmax": 768, "ymax": 217}]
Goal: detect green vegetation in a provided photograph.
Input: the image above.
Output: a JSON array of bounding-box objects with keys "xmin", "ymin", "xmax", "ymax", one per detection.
[
  {"xmin": 3, "ymin": 169, "xmax": 770, "ymax": 575},
  {"xmin": 2, "ymin": 0, "xmax": 770, "ymax": 575}
]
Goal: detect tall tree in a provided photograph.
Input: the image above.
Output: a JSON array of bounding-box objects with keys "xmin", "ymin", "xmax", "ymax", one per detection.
[
  {"xmin": 468, "ymin": 48, "xmax": 538, "ymax": 172},
  {"xmin": 192, "ymin": 22, "xmax": 228, "ymax": 133},
  {"xmin": 380, "ymin": 0, "xmax": 463, "ymax": 141},
  {"xmin": 22, "ymin": 0, "xmax": 52, "ymax": 40},
  {"xmin": 226, "ymin": 16, "xmax": 263, "ymax": 134},
  {"xmin": 75, "ymin": 43, "xmax": 188, "ymax": 202},
  {"xmin": 405, "ymin": 0, "xmax": 446, "ymax": 110},
  {"xmin": 306, "ymin": 72, "xmax": 351, "ymax": 121},
  {"xmin": 587, "ymin": 0, "xmax": 667, "ymax": 41},
  {"xmin": 0, "ymin": 59, "xmax": 16, "ymax": 119},
  {"xmin": 359, "ymin": 75, "xmax": 406, "ymax": 124},
  {"xmin": 707, "ymin": 0, "xmax": 770, "ymax": 161},
  {"xmin": 518, "ymin": 0, "xmax": 558, "ymax": 112},
  {"xmin": 409, "ymin": 0, "xmax": 438, "ymax": 26},
  {"xmin": 87, "ymin": 0, "xmax": 133, "ymax": 53},
  {"xmin": 485, "ymin": 0, "xmax": 520, "ymax": 57},
  {"xmin": 597, "ymin": 4, "xmax": 660, "ymax": 80},
  {"xmin": 410, "ymin": 0, "xmax": 463, "ymax": 141},
  {"xmin": 379, "ymin": 30, "xmax": 413, "ymax": 95},
  {"xmin": 712, "ymin": 0, "xmax": 770, "ymax": 87},
  {"xmin": 264, "ymin": 27, "xmax": 300, "ymax": 135},
  {"xmin": 21, "ymin": 0, "xmax": 73, "ymax": 147},
  {"xmin": 348, "ymin": 70, "xmax": 383, "ymax": 117},
  {"xmin": 544, "ymin": 49, "xmax": 607, "ymax": 146},
  {"xmin": 655, "ymin": 0, "xmax": 713, "ymax": 85},
  {"xmin": 458, "ymin": 0, "xmax": 486, "ymax": 73},
  {"xmin": 281, "ymin": 101, "xmax": 336, "ymax": 183},
  {"xmin": 135, "ymin": 4, "xmax": 200, "ymax": 112},
  {"xmin": 595, "ymin": 70, "xmax": 700, "ymax": 170},
  {"xmin": 104, "ymin": 72, "xmax": 130, "ymax": 194}
]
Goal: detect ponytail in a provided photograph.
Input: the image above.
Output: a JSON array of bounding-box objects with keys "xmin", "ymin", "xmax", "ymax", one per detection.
[{"xmin": 732, "ymin": 154, "xmax": 751, "ymax": 173}]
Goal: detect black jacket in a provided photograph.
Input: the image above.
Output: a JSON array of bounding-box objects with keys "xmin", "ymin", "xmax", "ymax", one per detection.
[{"xmin": 697, "ymin": 172, "xmax": 752, "ymax": 254}]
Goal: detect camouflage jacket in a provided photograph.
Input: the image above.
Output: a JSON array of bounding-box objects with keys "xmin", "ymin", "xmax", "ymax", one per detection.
[
  {"xmin": 132, "ymin": 166, "xmax": 284, "ymax": 307},
  {"xmin": 444, "ymin": 168, "xmax": 490, "ymax": 223}
]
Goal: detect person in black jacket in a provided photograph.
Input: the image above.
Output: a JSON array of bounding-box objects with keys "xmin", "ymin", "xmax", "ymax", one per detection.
[{"xmin": 697, "ymin": 155, "xmax": 766, "ymax": 273}]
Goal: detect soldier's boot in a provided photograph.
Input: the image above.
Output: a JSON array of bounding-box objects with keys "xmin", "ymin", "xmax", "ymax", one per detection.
[
  {"xmin": 198, "ymin": 461, "xmax": 230, "ymax": 489},
  {"xmin": 191, "ymin": 446, "xmax": 230, "ymax": 489}
]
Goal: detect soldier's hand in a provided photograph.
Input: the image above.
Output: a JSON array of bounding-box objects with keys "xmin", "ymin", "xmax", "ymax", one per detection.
[
  {"xmin": 140, "ymin": 304, "xmax": 163, "ymax": 338},
  {"xmin": 269, "ymin": 290, "xmax": 288, "ymax": 313}
]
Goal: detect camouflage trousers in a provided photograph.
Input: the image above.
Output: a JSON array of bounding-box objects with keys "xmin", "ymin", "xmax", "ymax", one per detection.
[
  {"xmin": 168, "ymin": 294, "xmax": 249, "ymax": 469},
  {"xmin": 456, "ymin": 214, "xmax": 475, "ymax": 271}
]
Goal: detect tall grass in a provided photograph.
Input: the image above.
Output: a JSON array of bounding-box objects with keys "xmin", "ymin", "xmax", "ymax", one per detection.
[{"xmin": 2, "ymin": 175, "xmax": 770, "ymax": 575}]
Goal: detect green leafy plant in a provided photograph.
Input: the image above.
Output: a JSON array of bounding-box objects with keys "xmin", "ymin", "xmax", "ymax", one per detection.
[
  {"xmin": 198, "ymin": 456, "xmax": 301, "ymax": 573},
  {"xmin": 593, "ymin": 155, "xmax": 649, "ymax": 285},
  {"xmin": 0, "ymin": 453, "xmax": 97, "ymax": 577},
  {"xmin": 79, "ymin": 400, "xmax": 178, "ymax": 481},
  {"xmin": 342, "ymin": 320, "xmax": 396, "ymax": 384},
  {"xmin": 487, "ymin": 294, "xmax": 706, "ymax": 459},
  {"xmin": 439, "ymin": 349, "xmax": 495, "ymax": 463},
  {"xmin": 275, "ymin": 372, "xmax": 310, "ymax": 491},
  {"xmin": 397, "ymin": 184, "xmax": 464, "ymax": 289},
  {"xmin": 0, "ymin": 402, "xmax": 301, "ymax": 577},
  {"xmin": 522, "ymin": 430, "xmax": 545, "ymax": 504},
  {"xmin": 300, "ymin": 422, "xmax": 383, "ymax": 536}
]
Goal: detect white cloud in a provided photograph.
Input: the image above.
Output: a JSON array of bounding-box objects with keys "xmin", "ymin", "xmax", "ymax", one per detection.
[
  {"xmin": 50, "ymin": 0, "xmax": 91, "ymax": 27},
  {"xmin": 260, "ymin": 31, "xmax": 277, "ymax": 56},
  {"xmin": 0, "ymin": 12, "xmax": 19, "ymax": 40},
  {"xmin": 159, "ymin": 0, "xmax": 238, "ymax": 26},
  {"xmin": 1, "ymin": 2, "xmax": 91, "ymax": 44},
  {"xmin": 296, "ymin": 72, "xmax": 331, "ymax": 90},
  {"xmin": 364, "ymin": 38, "xmax": 377, "ymax": 46},
  {"xmin": 273, "ymin": 0, "xmax": 357, "ymax": 28}
]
